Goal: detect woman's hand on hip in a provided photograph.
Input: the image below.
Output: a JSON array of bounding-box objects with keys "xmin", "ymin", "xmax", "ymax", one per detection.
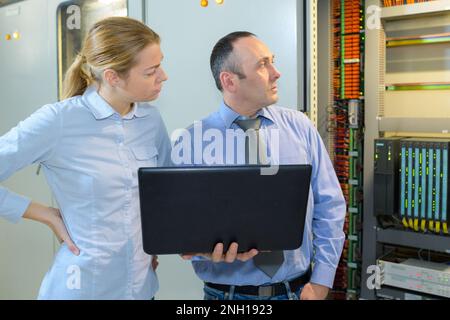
[{"xmin": 23, "ymin": 202, "xmax": 80, "ymax": 256}]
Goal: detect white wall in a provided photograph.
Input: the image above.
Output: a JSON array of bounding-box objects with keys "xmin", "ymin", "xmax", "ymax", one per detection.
[
  {"xmin": 0, "ymin": 0, "xmax": 63, "ymax": 299},
  {"xmin": 146, "ymin": 0, "xmax": 301, "ymax": 133},
  {"xmin": 145, "ymin": 0, "xmax": 302, "ymax": 300}
]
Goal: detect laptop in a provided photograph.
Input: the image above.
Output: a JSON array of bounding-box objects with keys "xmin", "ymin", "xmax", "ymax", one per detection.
[{"xmin": 138, "ymin": 165, "xmax": 312, "ymax": 255}]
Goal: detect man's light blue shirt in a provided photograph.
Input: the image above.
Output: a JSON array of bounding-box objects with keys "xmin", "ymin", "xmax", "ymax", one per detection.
[
  {"xmin": 178, "ymin": 101, "xmax": 346, "ymax": 288},
  {"xmin": 0, "ymin": 86, "xmax": 171, "ymax": 299}
]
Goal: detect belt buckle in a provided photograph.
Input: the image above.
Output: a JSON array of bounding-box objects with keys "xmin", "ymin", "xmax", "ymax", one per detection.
[{"xmin": 258, "ymin": 285, "xmax": 274, "ymax": 297}]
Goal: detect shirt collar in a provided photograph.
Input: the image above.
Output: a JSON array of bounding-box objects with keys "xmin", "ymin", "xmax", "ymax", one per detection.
[
  {"xmin": 218, "ymin": 100, "xmax": 275, "ymax": 128},
  {"xmin": 82, "ymin": 85, "xmax": 152, "ymax": 120},
  {"xmin": 122, "ymin": 103, "xmax": 153, "ymax": 120},
  {"xmin": 132, "ymin": 103, "xmax": 153, "ymax": 118}
]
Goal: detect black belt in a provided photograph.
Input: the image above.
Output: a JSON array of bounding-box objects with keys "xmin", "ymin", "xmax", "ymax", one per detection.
[{"xmin": 205, "ymin": 271, "xmax": 311, "ymax": 297}]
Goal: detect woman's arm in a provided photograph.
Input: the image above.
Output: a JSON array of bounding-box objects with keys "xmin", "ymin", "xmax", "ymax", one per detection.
[{"xmin": 1, "ymin": 104, "xmax": 79, "ymax": 255}]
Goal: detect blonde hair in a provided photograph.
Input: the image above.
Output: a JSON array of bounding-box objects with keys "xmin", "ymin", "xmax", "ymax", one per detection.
[{"xmin": 62, "ymin": 17, "xmax": 160, "ymax": 99}]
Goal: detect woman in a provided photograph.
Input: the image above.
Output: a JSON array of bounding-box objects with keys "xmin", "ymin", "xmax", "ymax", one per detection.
[{"xmin": 0, "ymin": 17, "xmax": 170, "ymax": 299}]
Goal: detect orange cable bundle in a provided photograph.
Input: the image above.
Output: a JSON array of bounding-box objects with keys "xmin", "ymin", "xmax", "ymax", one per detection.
[{"xmin": 383, "ymin": 0, "xmax": 435, "ymax": 7}]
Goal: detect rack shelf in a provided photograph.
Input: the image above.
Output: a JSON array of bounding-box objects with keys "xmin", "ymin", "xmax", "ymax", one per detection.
[
  {"xmin": 376, "ymin": 228, "xmax": 450, "ymax": 253},
  {"xmin": 378, "ymin": 117, "xmax": 450, "ymax": 133},
  {"xmin": 381, "ymin": 0, "xmax": 450, "ymax": 21},
  {"xmin": 386, "ymin": 32, "xmax": 450, "ymax": 47},
  {"xmin": 376, "ymin": 286, "xmax": 439, "ymax": 300},
  {"xmin": 385, "ymin": 82, "xmax": 450, "ymax": 91}
]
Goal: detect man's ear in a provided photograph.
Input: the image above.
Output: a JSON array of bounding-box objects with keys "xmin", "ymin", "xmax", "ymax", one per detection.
[
  {"xmin": 103, "ymin": 69, "xmax": 121, "ymax": 87},
  {"xmin": 220, "ymin": 71, "xmax": 237, "ymax": 93}
]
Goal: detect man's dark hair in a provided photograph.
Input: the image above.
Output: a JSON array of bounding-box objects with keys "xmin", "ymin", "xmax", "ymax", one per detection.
[{"xmin": 210, "ymin": 31, "xmax": 256, "ymax": 91}]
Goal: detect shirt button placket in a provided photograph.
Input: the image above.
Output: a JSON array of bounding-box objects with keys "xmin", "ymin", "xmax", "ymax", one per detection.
[{"xmin": 115, "ymin": 117, "xmax": 132, "ymax": 297}]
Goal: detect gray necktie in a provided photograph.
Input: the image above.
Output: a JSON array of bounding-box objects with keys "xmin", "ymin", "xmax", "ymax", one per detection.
[{"xmin": 234, "ymin": 117, "xmax": 285, "ymax": 278}]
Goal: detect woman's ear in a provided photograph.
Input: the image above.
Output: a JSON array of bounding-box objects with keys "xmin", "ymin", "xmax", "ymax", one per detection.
[{"xmin": 103, "ymin": 69, "xmax": 121, "ymax": 87}]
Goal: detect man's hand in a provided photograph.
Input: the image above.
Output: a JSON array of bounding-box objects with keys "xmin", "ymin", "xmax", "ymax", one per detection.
[
  {"xmin": 181, "ymin": 242, "xmax": 258, "ymax": 263},
  {"xmin": 300, "ymin": 282, "xmax": 329, "ymax": 300}
]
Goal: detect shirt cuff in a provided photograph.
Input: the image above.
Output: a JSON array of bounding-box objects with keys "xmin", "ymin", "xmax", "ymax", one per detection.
[
  {"xmin": 191, "ymin": 256, "xmax": 208, "ymax": 262},
  {"xmin": 0, "ymin": 189, "xmax": 31, "ymax": 224},
  {"xmin": 310, "ymin": 262, "xmax": 338, "ymax": 289}
]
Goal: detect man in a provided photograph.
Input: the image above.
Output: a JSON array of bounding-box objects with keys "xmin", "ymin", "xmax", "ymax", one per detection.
[{"xmin": 176, "ymin": 32, "xmax": 346, "ymax": 300}]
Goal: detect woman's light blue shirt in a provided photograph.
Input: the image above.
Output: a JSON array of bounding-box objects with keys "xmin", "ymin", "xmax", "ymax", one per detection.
[{"xmin": 0, "ymin": 86, "xmax": 171, "ymax": 299}]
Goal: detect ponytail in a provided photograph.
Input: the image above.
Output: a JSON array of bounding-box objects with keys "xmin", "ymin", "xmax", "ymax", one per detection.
[{"xmin": 62, "ymin": 54, "xmax": 96, "ymax": 100}]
